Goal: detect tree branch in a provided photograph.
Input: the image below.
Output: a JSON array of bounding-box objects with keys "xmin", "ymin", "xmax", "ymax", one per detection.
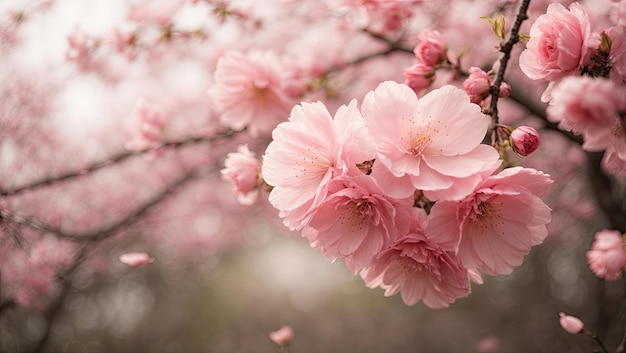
[
  {"xmin": 0, "ymin": 129, "xmax": 237, "ymax": 197},
  {"xmin": 487, "ymin": 0, "xmax": 531, "ymax": 124}
]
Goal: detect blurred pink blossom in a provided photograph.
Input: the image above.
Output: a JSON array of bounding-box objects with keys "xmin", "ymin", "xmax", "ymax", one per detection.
[
  {"xmin": 547, "ymin": 76, "xmax": 626, "ymax": 152},
  {"xmin": 426, "ymin": 167, "xmax": 552, "ymax": 275},
  {"xmin": 361, "ymin": 81, "xmax": 500, "ymax": 201},
  {"xmin": 208, "ymin": 50, "xmax": 298, "ymax": 137},
  {"xmin": 520, "ymin": 2, "xmax": 599, "ymax": 81},
  {"xmin": 510, "ymin": 126, "xmax": 541, "ymax": 156},
  {"xmin": 586, "ymin": 229, "xmax": 626, "ymax": 281},
  {"xmin": 559, "ymin": 312, "xmax": 584, "ymax": 334},
  {"xmin": 119, "ymin": 252, "xmax": 154, "ymax": 267},
  {"xmin": 269, "ymin": 325, "xmax": 294, "ymax": 346},
  {"xmin": 126, "ymin": 99, "xmax": 167, "ymax": 151},
  {"xmin": 221, "ymin": 144, "xmax": 261, "ymax": 205}
]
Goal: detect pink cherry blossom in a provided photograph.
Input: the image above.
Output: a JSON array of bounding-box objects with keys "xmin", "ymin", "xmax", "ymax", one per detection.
[
  {"xmin": 586, "ymin": 229, "xmax": 626, "ymax": 281},
  {"xmin": 361, "ymin": 81, "xmax": 500, "ymax": 201},
  {"xmin": 269, "ymin": 325, "xmax": 294, "ymax": 346},
  {"xmin": 221, "ymin": 144, "xmax": 261, "ymax": 205},
  {"xmin": 607, "ymin": 25, "xmax": 626, "ymax": 85},
  {"xmin": 119, "ymin": 252, "xmax": 154, "ymax": 267},
  {"xmin": 126, "ymin": 99, "xmax": 167, "ymax": 151},
  {"xmin": 510, "ymin": 126, "xmax": 541, "ymax": 156},
  {"xmin": 261, "ymin": 100, "xmax": 373, "ymax": 230},
  {"xmin": 426, "ymin": 167, "xmax": 552, "ymax": 275},
  {"xmin": 403, "ymin": 62, "xmax": 436, "ymax": 92},
  {"xmin": 603, "ymin": 139, "xmax": 626, "ymax": 176},
  {"xmin": 520, "ymin": 2, "xmax": 598, "ymax": 81},
  {"xmin": 303, "ymin": 175, "xmax": 414, "ymax": 273},
  {"xmin": 547, "ymin": 76, "xmax": 626, "ymax": 152},
  {"xmin": 413, "ymin": 30, "xmax": 447, "ymax": 67},
  {"xmin": 559, "ymin": 312, "xmax": 584, "ymax": 334},
  {"xmin": 207, "ymin": 50, "xmax": 298, "ymax": 137},
  {"xmin": 361, "ymin": 210, "xmax": 472, "ymax": 308}
]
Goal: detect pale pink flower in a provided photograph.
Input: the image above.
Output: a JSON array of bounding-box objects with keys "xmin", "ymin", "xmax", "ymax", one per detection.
[
  {"xmin": 547, "ymin": 76, "xmax": 626, "ymax": 151},
  {"xmin": 361, "ymin": 210, "xmax": 472, "ymax": 308},
  {"xmin": 403, "ymin": 62, "xmax": 436, "ymax": 92},
  {"xmin": 413, "ymin": 30, "xmax": 447, "ymax": 66},
  {"xmin": 559, "ymin": 312, "xmax": 584, "ymax": 334},
  {"xmin": 269, "ymin": 326, "xmax": 294, "ymax": 346},
  {"xmin": 208, "ymin": 50, "xmax": 297, "ymax": 137},
  {"xmin": 603, "ymin": 140, "xmax": 626, "ymax": 176},
  {"xmin": 476, "ymin": 336, "xmax": 500, "ymax": 353},
  {"xmin": 361, "ymin": 81, "xmax": 500, "ymax": 201},
  {"xmin": 426, "ymin": 167, "xmax": 552, "ymax": 275},
  {"xmin": 510, "ymin": 126, "xmax": 541, "ymax": 156},
  {"xmin": 262, "ymin": 100, "xmax": 373, "ymax": 230},
  {"xmin": 119, "ymin": 252, "xmax": 154, "ymax": 267},
  {"xmin": 303, "ymin": 175, "xmax": 414, "ymax": 273},
  {"xmin": 126, "ymin": 99, "xmax": 166, "ymax": 151},
  {"xmin": 586, "ymin": 229, "xmax": 626, "ymax": 281},
  {"xmin": 520, "ymin": 2, "xmax": 598, "ymax": 81},
  {"xmin": 221, "ymin": 144, "xmax": 261, "ymax": 205},
  {"xmin": 607, "ymin": 25, "xmax": 626, "ymax": 85}
]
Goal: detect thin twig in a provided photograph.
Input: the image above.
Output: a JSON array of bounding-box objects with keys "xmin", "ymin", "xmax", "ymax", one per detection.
[
  {"xmin": 487, "ymin": 0, "xmax": 531, "ymax": 124},
  {"xmin": 0, "ymin": 129, "xmax": 237, "ymax": 197}
]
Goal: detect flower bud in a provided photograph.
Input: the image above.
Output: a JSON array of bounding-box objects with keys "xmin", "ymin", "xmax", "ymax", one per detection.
[
  {"xmin": 404, "ymin": 62, "xmax": 436, "ymax": 91},
  {"xmin": 413, "ymin": 30, "xmax": 447, "ymax": 66},
  {"xmin": 269, "ymin": 326, "xmax": 294, "ymax": 347},
  {"xmin": 498, "ymin": 82, "xmax": 511, "ymax": 98},
  {"xmin": 221, "ymin": 144, "xmax": 261, "ymax": 205},
  {"xmin": 463, "ymin": 67, "xmax": 492, "ymax": 104},
  {"xmin": 559, "ymin": 312, "xmax": 584, "ymax": 334},
  {"xmin": 510, "ymin": 126, "xmax": 540, "ymax": 156},
  {"xmin": 119, "ymin": 252, "xmax": 154, "ymax": 267}
]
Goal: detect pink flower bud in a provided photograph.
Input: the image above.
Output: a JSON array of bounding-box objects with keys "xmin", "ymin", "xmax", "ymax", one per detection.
[
  {"xmin": 403, "ymin": 62, "xmax": 435, "ymax": 91},
  {"xmin": 510, "ymin": 126, "xmax": 540, "ymax": 156},
  {"xmin": 559, "ymin": 312, "xmax": 584, "ymax": 334},
  {"xmin": 119, "ymin": 252, "xmax": 154, "ymax": 267},
  {"xmin": 463, "ymin": 67, "xmax": 492, "ymax": 104},
  {"xmin": 413, "ymin": 30, "xmax": 447, "ymax": 66},
  {"xmin": 586, "ymin": 229, "xmax": 626, "ymax": 281},
  {"xmin": 269, "ymin": 326, "xmax": 294, "ymax": 346},
  {"xmin": 498, "ymin": 82, "xmax": 511, "ymax": 98}
]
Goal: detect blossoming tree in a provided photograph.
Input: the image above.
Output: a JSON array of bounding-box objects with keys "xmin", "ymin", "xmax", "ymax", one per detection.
[{"xmin": 1, "ymin": 0, "xmax": 625, "ymax": 352}]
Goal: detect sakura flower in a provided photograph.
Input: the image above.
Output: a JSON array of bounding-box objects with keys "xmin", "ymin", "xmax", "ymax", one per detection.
[
  {"xmin": 413, "ymin": 30, "xmax": 447, "ymax": 67},
  {"xmin": 361, "ymin": 81, "xmax": 500, "ymax": 201},
  {"xmin": 559, "ymin": 312, "xmax": 584, "ymax": 335},
  {"xmin": 603, "ymin": 140, "xmax": 626, "ymax": 176},
  {"xmin": 547, "ymin": 76, "xmax": 626, "ymax": 151},
  {"xmin": 119, "ymin": 252, "xmax": 154, "ymax": 267},
  {"xmin": 208, "ymin": 50, "xmax": 297, "ymax": 137},
  {"xmin": 361, "ymin": 210, "xmax": 472, "ymax": 308},
  {"xmin": 269, "ymin": 325, "xmax": 294, "ymax": 347},
  {"xmin": 262, "ymin": 100, "xmax": 373, "ymax": 230},
  {"xmin": 463, "ymin": 67, "xmax": 510, "ymax": 104},
  {"xmin": 126, "ymin": 99, "xmax": 166, "ymax": 151},
  {"xmin": 426, "ymin": 167, "xmax": 553, "ymax": 275},
  {"xmin": 221, "ymin": 144, "xmax": 261, "ymax": 205},
  {"xmin": 586, "ymin": 229, "xmax": 626, "ymax": 281},
  {"xmin": 510, "ymin": 126, "xmax": 541, "ymax": 156},
  {"xmin": 303, "ymin": 175, "xmax": 414, "ymax": 273},
  {"xmin": 607, "ymin": 25, "xmax": 626, "ymax": 85},
  {"xmin": 520, "ymin": 2, "xmax": 598, "ymax": 81}
]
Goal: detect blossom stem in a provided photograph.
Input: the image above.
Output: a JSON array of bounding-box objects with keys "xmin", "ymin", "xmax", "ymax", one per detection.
[
  {"xmin": 487, "ymin": 0, "xmax": 531, "ymax": 124},
  {"xmin": 582, "ymin": 328, "xmax": 610, "ymax": 353}
]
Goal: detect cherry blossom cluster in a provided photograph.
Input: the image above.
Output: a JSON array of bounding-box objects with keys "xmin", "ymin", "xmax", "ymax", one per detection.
[
  {"xmin": 517, "ymin": 1, "xmax": 626, "ymax": 284},
  {"xmin": 255, "ymin": 81, "xmax": 553, "ymax": 308}
]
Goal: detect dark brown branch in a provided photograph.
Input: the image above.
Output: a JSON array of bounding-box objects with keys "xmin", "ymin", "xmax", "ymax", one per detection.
[
  {"xmin": 0, "ymin": 129, "xmax": 237, "ymax": 197},
  {"xmin": 0, "ymin": 167, "xmax": 208, "ymax": 242},
  {"xmin": 487, "ymin": 0, "xmax": 531, "ymax": 124}
]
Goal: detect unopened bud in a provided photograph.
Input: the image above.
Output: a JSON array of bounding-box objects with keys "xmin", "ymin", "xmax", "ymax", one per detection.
[
  {"xmin": 559, "ymin": 312, "xmax": 584, "ymax": 334},
  {"xmin": 510, "ymin": 126, "xmax": 540, "ymax": 156},
  {"xmin": 269, "ymin": 325, "xmax": 294, "ymax": 347},
  {"xmin": 498, "ymin": 82, "xmax": 511, "ymax": 98}
]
